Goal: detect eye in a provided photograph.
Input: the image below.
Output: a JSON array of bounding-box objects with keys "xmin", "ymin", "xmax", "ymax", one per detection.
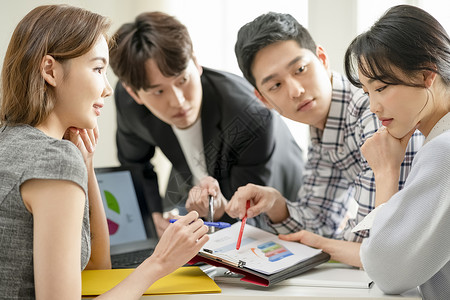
[
  {"xmin": 362, "ymin": 90, "xmax": 369, "ymax": 96},
  {"xmin": 295, "ymin": 65, "xmax": 306, "ymax": 74},
  {"xmin": 268, "ymin": 83, "xmax": 281, "ymax": 92},
  {"xmin": 154, "ymin": 89, "xmax": 163, "ymax": 96},
  {"xmin": 179, "ymin": 75, "xmax": 188, "ymax": 85},
  {"xmin": 375, "ymin": 85, "xmax": 387, "ymax": 93},
  {"xmin": 94, "ymin": 67, "xmax": 104, "ymax": 74}
]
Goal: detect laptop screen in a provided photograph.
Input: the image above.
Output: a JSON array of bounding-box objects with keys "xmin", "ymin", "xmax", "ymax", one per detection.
[{"xmin": 96, "ymin": 168, "xmax": 149, "ymax": 246}]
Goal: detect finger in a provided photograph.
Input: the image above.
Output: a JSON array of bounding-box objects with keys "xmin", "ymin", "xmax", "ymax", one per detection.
[
  {"xmin": 86, "ymin": 128, "xmax": 96, "ymax": 146},
  {"xmin": 232, "ymin": 186, "xmax": 256, "ymax": 219},
  {"xmin": 67, "ymin": 127, "xmax": 82, "ymax": 145},
  {"xmin": 79, "ymin": 129, "xmax": 94, "ymax": 152},
  {"xmin": 189, "ymin": 186, "xmax": 203, "ymax": 204},
  {"xmin": 208, "ymin": 179, "xmax": 219, "ymax": 197},
  {"xmin": 93, "ymin": 126, "xmax": 99, "ymax": 144},
  {"xmin": 63, "ymin": 128, "xmax": 71, "ymax": 140},
  {"xmin": 192, "ymin": 223, "xmax": 209, "ymax": 240},
  {"xmin": 177, "ymin": 211, "xmax": 199, "ymax": 226},
  {"xmin": 200, "ymin": 188, "xmax": 210, "ymax": 207},
  {"xmin": 186, "ymin": 188, "xmax": 197, "ymax": 211},
  {"xmin": 187, "ymin": 218, "xmax": 206, "ymax": 232},
  {"xmin": 278, "ymin": 231, "xmax": 304, "ymax": 241},
  {"xmin": 224, "ymin": 200, "xmax": 237, "ymax": 218},
  {"xmin": 200, "ymin": 177, "xmax": 219, "ymax": 197},
  {"xmin": 188, "ymin": 189, "xmax": 208, "ymax": 216},
  {"xmin": 225, "ymin": 195, "xmax": 245, "ymax": 218},
  {"xmin": 194, "ymin": 234, "xmax": 210, "ymax": 251},
  {"xmin": 68, "ymin": 127, "xmax": 80, "ymax": 140},
  {"xmin": 247, "ymin": 202, "xmax": 267, "ymax": 219}
]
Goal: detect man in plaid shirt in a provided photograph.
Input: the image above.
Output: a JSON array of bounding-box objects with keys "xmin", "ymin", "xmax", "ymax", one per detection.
[{"xmin": 227, "ymin": 12, "xmax": 423, "ymax": 266}]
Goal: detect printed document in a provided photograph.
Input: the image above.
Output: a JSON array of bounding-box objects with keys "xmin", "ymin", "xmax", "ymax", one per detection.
[{"xmin": 201, "ymin": 222, "xmax": 322, "ymax": 275}]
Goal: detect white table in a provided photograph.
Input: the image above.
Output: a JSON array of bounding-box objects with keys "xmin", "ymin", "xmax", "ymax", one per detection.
[
  {"xmin": 138, "ymin": 264, "xmax": 421, "ymax": 300},
  {"xmin": 83, "ymin": 264, "xmax": 422, "ymax": 299},
  {"xmin": 134, "ymin": 282, "xmax": 421, "ymax": 300}
]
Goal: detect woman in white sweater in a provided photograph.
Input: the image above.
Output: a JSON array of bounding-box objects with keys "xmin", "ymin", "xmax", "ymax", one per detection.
[{"xmin": 343, "ymin": 4, "xmax": 450, "ymax": 299}]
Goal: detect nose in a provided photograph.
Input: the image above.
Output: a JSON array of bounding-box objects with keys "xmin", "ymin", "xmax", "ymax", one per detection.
[
  {"xmin": 102, "ymin": 75, "xmax": 113, "ymax": 98},
  {"xmin": 169, "ymin": 87, "xmax": 185, "ymax": 107},
  {"xmin": 287, "ymin": 77, "xmax": 305, "ymax": 99},
  {"xmin": 369, "ymin": 95, "xmax": 381, "ymax": 114}
]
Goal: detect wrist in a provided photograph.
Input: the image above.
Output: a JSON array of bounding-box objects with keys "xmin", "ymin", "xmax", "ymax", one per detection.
[
  {"xmin": 85, "ymin": 158, "xmax": 95, "ymax": 172},
  {"xmin": 374, "ymin": 167, "xmax": 400, "ymax": 183},
  {"xmin": 139, "ymin": 256, "xmax": 168, "ymax": 283},
  {"xmin": 265, "ymin": 192, "xmax": 289, "ymax": 223}
]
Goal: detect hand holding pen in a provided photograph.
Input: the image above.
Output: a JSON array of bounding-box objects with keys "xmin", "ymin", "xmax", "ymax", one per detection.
[
  {"xmin": 185, "ymin": 176, "xmax": 227, "ymax": 220},
  {"xmin": 169, "ymin": 219, "xmax": 231, "ymax": 229},
  {"xmin": 226, "ymin": 184, "xmax": 289, "ymax": 223},
  {"xmin": 236, "ymin": 200, "xmax": 250, "ymax": 250}
]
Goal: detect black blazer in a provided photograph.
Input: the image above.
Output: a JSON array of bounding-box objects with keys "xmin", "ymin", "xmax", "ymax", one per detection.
[{"xmin": 115, "ymin": 67, "xmax": 304, "ymax": 222}]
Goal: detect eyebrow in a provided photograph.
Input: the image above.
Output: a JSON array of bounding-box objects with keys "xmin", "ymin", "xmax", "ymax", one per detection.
[
  {"xmin": 361, "ymin": 78, "xmax": 376, "ymax": 89},
  {"xmin": 260, "ymin": 56, "xmax": 303, "ymax": 86},
  {"xmin": 146, "ymin": 83, "xmax": 161, "ymax": 90},
  {"xmin": 90, "ymin": 57, "xmax": 107, "ymax": 64},
  {"xmin": 146, "ymin": 71, "xmax": 186, "ymax": 90}
]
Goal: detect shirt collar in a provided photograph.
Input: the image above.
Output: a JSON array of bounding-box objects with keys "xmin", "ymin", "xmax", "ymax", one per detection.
[
  {"xmin": 310, "ymin": 72, "xmax": 348, "ymax": 149},
  {"xmin": 423, "ymin": 112, "xmax": 450, "ymax": 145}
]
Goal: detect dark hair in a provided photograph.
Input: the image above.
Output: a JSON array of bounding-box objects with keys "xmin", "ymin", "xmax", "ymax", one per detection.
[
  {"xmin": 109, "ymin": 11, "xmax": 193, "ymax": 92},
  {"xmin": 235, "ymin": 12, "xmax": 316, "ymax": 88},
  {"xmin": 1, "ymin": 5, "xmax": 110, "ymax": 126},
  {"xmin": 344, "ymin": 5, "xmax": 450, "ymax": 89}
]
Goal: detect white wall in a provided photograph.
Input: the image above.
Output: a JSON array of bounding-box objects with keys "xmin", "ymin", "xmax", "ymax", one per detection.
[
  {"xmin": 2, "ymin": 0, "xmax": 448, "ymax": 198},
  {"xmin": 0, "ymin": 0, "xmax": 174, "ymax": 169}
]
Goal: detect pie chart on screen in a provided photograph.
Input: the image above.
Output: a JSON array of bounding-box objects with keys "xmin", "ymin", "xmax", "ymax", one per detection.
[{"xmin": 104, "ymin": 190, "xmax": 120, "ymax": 235}]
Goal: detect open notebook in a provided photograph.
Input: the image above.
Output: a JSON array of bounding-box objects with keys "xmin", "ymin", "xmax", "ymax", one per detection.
[
  {"xmin": 189, "ymin": 222, "xmax": 330, "ymax": 286},
  {"xmin": 95, "ymin": 166, "xmax": 159, "ymax": 268}
]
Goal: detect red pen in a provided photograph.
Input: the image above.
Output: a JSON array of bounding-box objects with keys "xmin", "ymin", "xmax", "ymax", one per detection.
[{"xmin": 236, "ymin": 200, "xmax": 250, "ymax": 250}]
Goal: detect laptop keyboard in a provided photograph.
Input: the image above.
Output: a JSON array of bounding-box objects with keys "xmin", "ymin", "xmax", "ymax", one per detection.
[{"xmin": 111, "ymin": 248, "xmax": 154, "ymax": 269}]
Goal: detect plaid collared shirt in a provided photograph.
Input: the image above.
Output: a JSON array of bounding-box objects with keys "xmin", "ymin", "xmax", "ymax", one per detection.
[{"xmin": 268, "ymin": 72, "xmax": 423, "ymax": 242}]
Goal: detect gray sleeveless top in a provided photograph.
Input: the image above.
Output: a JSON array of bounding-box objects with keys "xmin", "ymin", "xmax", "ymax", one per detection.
[{"xmin": 0, "ymin": 125, "xmax": 91, "ymax": 299}]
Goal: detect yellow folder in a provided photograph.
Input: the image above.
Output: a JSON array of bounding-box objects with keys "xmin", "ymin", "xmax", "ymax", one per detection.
[{"xmin": 81, "ymin": 266, "xmax": 221, "ymax": 296}]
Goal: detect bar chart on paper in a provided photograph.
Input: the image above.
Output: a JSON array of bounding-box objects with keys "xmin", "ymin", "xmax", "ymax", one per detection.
[{"xmin": 201, "ymin": 223, "xmax": 322, "ymax": 275}]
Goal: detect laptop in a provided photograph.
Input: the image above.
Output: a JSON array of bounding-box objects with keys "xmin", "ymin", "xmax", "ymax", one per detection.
[{"xmin": 95, "ymin": 166, "xmax": 159, "ymax": 268}]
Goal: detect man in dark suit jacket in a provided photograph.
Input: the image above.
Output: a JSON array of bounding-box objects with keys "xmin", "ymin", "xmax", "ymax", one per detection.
[{"xmin": 109, "ymin": 11, "xmax": 304, "ymax": 236}]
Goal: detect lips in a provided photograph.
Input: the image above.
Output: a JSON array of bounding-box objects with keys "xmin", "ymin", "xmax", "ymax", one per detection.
[
  {"xmin": 93, "ymin": 103, "xmax": 103, "ymax": 116},
  {"xmin": 173, "ymin": 108, "xmax": 191, "ymax": 118},
  {"xmin": 297, "ymin": 99, "xmax": 314, "ymax": 112},
  {"xmin": 379, "ymin": 118, "xmax": 393, "ymax": 126}
]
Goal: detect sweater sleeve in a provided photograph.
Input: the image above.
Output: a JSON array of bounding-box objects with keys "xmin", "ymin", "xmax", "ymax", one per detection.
[{"xmin": 360, "ymin": 134, "xmax": 450, "ymax": 294}]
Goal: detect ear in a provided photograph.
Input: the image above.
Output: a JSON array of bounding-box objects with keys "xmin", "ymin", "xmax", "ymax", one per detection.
[
  {"xmin": 254, "ymin": 89, "xmax": 274, "ymax": 109},
  {"xmin": 316, "ymin": 45, "xmax": 330, "ymax": 71},
  {"xmin": 122, "ymin": 83, "xmax": 143, "ymax": 105},
  {"xmin": 192, "ymin": 54, "xmax": 203, "ymax": 76},
  {"xmin": 40, "ymin": 55, "xmax": 58, "ymax": 87},
  {"xmin": 423, "ymin": 69, "xmax": 438, "ymax": 89}
]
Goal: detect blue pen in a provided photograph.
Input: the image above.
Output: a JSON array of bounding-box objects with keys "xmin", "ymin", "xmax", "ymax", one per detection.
[{"xmin": 169, "ymin": 219, "xmax": 231, "ymax": 229}]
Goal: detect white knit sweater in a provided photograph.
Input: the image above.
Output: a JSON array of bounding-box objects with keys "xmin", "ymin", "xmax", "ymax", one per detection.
[{"xmin": 361, "ymin": 113, "xmax": 450, "ymax": 300}]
